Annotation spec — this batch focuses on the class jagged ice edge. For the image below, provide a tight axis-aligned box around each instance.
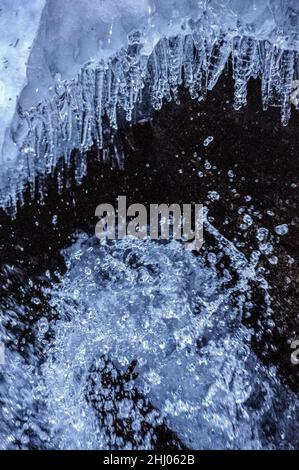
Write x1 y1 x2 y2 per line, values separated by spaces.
0 28 298 213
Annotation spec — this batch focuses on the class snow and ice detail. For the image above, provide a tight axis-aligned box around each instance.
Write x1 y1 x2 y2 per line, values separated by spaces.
0 1 299 211
1 28 298 212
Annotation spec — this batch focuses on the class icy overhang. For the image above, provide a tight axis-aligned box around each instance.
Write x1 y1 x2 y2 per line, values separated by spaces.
0 0 298 211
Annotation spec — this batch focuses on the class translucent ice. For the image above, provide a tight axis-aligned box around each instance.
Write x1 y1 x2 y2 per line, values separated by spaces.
0 0 45 166
0 1 298 211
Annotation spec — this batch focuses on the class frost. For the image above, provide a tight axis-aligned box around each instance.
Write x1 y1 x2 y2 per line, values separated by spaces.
0 0 45 168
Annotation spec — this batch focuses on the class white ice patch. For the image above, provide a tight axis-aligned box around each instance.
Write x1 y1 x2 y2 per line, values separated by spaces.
0 0 45 164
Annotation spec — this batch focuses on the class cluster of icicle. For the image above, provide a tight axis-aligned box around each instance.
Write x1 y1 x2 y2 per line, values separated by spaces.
1 28 298 212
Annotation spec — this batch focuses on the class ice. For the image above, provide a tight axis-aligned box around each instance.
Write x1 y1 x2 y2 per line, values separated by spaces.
0 1 298 212
4 1 298 443
0 0 45 166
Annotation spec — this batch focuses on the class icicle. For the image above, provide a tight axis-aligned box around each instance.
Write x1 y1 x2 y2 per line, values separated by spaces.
57 169 64 195
1 26 298 213
167 35 184 99
80 68 94 150
95 63 105 149
279 50 295 126
183 34 195 90
149 38 171 110
207 33 231 91
191 32 208 100
233 36 258 110
263 46 295 125
107 58 120 128
260 41 273 111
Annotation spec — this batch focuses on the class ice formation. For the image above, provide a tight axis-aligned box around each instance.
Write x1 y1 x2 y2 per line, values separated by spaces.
0 0 299 211
0 0 45 172
0 1 298 451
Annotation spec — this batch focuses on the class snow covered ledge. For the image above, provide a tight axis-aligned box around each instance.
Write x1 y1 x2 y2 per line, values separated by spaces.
0 0 299 211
